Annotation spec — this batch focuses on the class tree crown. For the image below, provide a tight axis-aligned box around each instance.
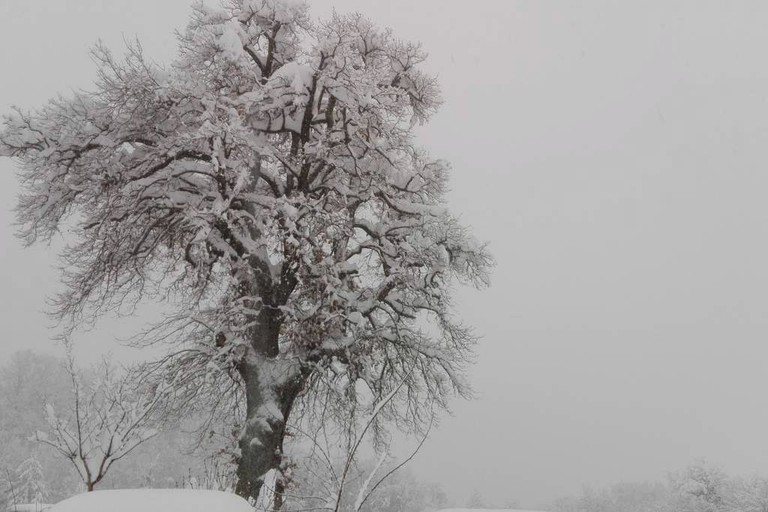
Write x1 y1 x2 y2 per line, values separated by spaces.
1 0 492 438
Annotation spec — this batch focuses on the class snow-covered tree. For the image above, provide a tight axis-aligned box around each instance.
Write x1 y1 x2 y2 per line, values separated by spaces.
33 352 160 491
0 351 204 499
12 457 48 507
0 0 492 505
671 461 730 512
726 476 768 512
0 352 81 504
466 489 486 509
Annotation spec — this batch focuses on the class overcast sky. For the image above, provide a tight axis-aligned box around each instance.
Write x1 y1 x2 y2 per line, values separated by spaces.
4 0 768 508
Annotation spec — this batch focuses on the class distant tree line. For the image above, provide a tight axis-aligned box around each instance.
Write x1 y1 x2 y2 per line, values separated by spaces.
550 460 768 512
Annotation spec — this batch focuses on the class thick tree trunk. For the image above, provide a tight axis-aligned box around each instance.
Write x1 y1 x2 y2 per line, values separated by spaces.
235 360 283 504
235 361 307 507
234 309 307 509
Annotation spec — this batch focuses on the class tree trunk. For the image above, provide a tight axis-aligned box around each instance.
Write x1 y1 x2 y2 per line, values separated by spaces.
235 309 307 509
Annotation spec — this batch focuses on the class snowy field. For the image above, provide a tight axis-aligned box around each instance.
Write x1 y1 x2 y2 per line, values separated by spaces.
35 495 550 512
437 509 546 512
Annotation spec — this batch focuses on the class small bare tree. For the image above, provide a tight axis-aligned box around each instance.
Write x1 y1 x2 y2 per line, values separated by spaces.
33 348 160 491
283 373 432 512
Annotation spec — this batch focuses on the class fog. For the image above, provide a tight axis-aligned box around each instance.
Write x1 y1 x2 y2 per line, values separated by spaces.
3 1 768 507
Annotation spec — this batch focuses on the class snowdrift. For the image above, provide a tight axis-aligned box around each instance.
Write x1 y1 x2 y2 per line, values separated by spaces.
47 490 253 512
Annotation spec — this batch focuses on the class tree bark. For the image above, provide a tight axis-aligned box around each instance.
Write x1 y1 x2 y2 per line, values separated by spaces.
235 361 283 504
234 308 307 509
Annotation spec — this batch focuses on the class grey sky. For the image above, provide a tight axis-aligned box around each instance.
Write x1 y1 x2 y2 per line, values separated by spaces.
3 0 768 507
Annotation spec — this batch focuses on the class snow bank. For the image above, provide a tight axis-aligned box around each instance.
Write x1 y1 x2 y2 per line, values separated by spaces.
48 490 253 512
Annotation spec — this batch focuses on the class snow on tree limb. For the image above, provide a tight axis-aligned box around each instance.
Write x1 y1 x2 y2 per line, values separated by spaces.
32 347 161 491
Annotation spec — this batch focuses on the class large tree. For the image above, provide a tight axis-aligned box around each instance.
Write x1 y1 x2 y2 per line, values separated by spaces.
0 0 491 505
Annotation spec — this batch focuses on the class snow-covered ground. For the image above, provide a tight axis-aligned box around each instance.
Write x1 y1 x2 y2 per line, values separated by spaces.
46 490 253 512
437 509 547 512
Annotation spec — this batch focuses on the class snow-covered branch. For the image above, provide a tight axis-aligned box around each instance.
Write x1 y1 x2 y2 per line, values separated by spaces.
33 350 160 491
